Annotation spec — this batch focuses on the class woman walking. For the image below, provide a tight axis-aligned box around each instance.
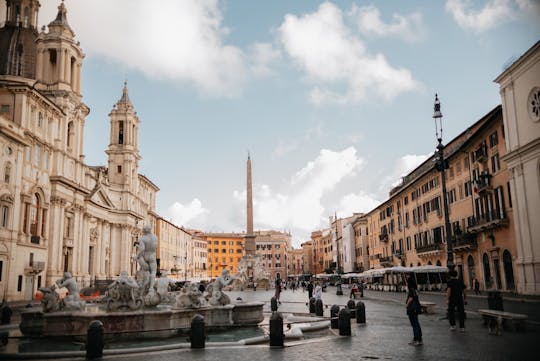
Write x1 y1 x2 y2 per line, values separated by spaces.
405 275 423 346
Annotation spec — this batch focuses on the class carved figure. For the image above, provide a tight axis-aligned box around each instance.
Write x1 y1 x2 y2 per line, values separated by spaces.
39 285 61 313
105 271 143 310
155 272 176 303
56 272 85 310
133 225 158 294
206 269 236 306
175 283 206 309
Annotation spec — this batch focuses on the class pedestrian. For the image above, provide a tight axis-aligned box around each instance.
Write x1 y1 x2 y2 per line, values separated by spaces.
314 282 322 300
473 278 480 295
275 275 282 304
405 275 423 346
359 281 364 297
0 300 12 325
447 270 467 332
350 283 358 299
253 281 257 291
307 280 314 299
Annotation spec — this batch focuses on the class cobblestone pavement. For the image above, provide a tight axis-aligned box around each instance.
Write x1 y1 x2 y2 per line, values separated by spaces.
1 287 538 360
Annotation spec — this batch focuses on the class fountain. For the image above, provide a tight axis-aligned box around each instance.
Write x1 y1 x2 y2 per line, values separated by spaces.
19 226 264 341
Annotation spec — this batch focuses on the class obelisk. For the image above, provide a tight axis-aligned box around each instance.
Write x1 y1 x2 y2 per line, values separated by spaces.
245 154 256 255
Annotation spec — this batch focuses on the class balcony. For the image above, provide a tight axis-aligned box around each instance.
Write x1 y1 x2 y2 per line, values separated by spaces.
474 144 488 163
25 261 45 275
474 172 492 194
416 242 443 255
453 233 477 252
393 250 405 259
468 210 508 233
379 256 393 267
379 233 389 242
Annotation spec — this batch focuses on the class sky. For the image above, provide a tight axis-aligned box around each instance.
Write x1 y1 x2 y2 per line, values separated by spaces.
27 0 540 247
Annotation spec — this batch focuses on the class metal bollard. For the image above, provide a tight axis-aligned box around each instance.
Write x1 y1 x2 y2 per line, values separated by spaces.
269 312 284 347
338 308 351 336
86 320 104 360
315 299 324 317
356 301 366 324
271 296 278 312
190 314 205 349
347 299 356 318
309 297 316 313
330 305 340 329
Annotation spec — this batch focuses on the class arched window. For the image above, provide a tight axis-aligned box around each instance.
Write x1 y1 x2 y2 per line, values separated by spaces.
67 121 74 148
118 121 124 144
503 250 515 290
436 260 442 266
38 112 42 127
3 163 11 183
428 260 432 265
483 253 491 289
30 193 40 241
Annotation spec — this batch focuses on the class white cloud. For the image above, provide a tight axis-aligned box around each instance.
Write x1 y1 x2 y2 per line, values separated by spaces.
338 191 381 216
235 147 365 239
381 153 432 191
40 0 248 97
349 4 426 42
272 124 323 158
445 0 518 32
278 2 419 105
248 42 282 77
166 199 209 227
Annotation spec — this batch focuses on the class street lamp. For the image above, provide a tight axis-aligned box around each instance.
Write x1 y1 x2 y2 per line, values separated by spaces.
432 94 455 271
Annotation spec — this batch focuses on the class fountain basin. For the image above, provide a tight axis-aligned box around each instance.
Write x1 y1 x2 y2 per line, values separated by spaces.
19 302 264 340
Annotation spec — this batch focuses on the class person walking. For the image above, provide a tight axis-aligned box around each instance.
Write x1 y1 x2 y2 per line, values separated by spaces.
473 278 480 295
307 280 314 299
274 275 282 304
405 275 423 346
447 270 467 332
314 282 322 300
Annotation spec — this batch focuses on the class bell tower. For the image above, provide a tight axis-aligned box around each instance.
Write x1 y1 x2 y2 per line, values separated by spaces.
106 82 141 189
34 0 84 95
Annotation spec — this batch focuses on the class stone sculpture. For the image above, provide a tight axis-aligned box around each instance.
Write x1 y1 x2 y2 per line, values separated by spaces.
55 272 85 310
155 272 176 304
105 271 143 311
133 225 158 294
206 269 236 306
38 285 61 313
175 283 206 309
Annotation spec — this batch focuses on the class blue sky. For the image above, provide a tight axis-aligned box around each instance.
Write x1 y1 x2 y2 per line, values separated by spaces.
33 1 540 247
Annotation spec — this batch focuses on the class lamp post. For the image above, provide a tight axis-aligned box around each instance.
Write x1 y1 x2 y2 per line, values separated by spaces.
432 94 455 271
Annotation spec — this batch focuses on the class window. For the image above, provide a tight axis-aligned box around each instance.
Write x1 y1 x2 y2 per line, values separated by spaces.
464 181 472 197
491 154 500 173
117 165 122 173
38 112 43 127
4 163 11 183
464 156 469 170
118 121 124 144
489 131 498 147
17 275 23 292
67 121 73 148
1 206 8 228
0 104 10 113
494 186 505 218
507 182 512 208
35 144 41 166
0 260 2 281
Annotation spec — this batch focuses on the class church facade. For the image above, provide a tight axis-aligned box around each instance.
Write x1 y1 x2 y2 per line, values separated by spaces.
0 1 158 301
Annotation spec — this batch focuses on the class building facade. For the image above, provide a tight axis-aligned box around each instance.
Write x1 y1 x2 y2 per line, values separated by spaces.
0 1 159 301
496 41 540 295
362 105 517 291
201 233 244 278
254 230 291 280
155 218 192 280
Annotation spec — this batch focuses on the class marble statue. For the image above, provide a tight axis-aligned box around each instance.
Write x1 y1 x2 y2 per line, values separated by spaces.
38 285 61 313
206 269 236 306
55 272 85 310
105 271 144 311
133 225 158 294
155 272 176 303
175 283 206 309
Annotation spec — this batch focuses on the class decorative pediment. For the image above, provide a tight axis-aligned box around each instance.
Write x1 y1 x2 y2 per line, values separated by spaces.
87 186 115 209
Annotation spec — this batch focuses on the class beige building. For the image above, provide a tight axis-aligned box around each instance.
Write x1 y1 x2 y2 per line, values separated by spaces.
289 248 304 277
254 230 291 280
0 1 159 301
363 105 517 291
300 240 313 275
155 218 192 280
496 41 540 295
191 234 208 280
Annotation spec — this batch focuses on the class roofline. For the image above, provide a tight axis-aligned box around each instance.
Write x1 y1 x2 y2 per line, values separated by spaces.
494 40 540 83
